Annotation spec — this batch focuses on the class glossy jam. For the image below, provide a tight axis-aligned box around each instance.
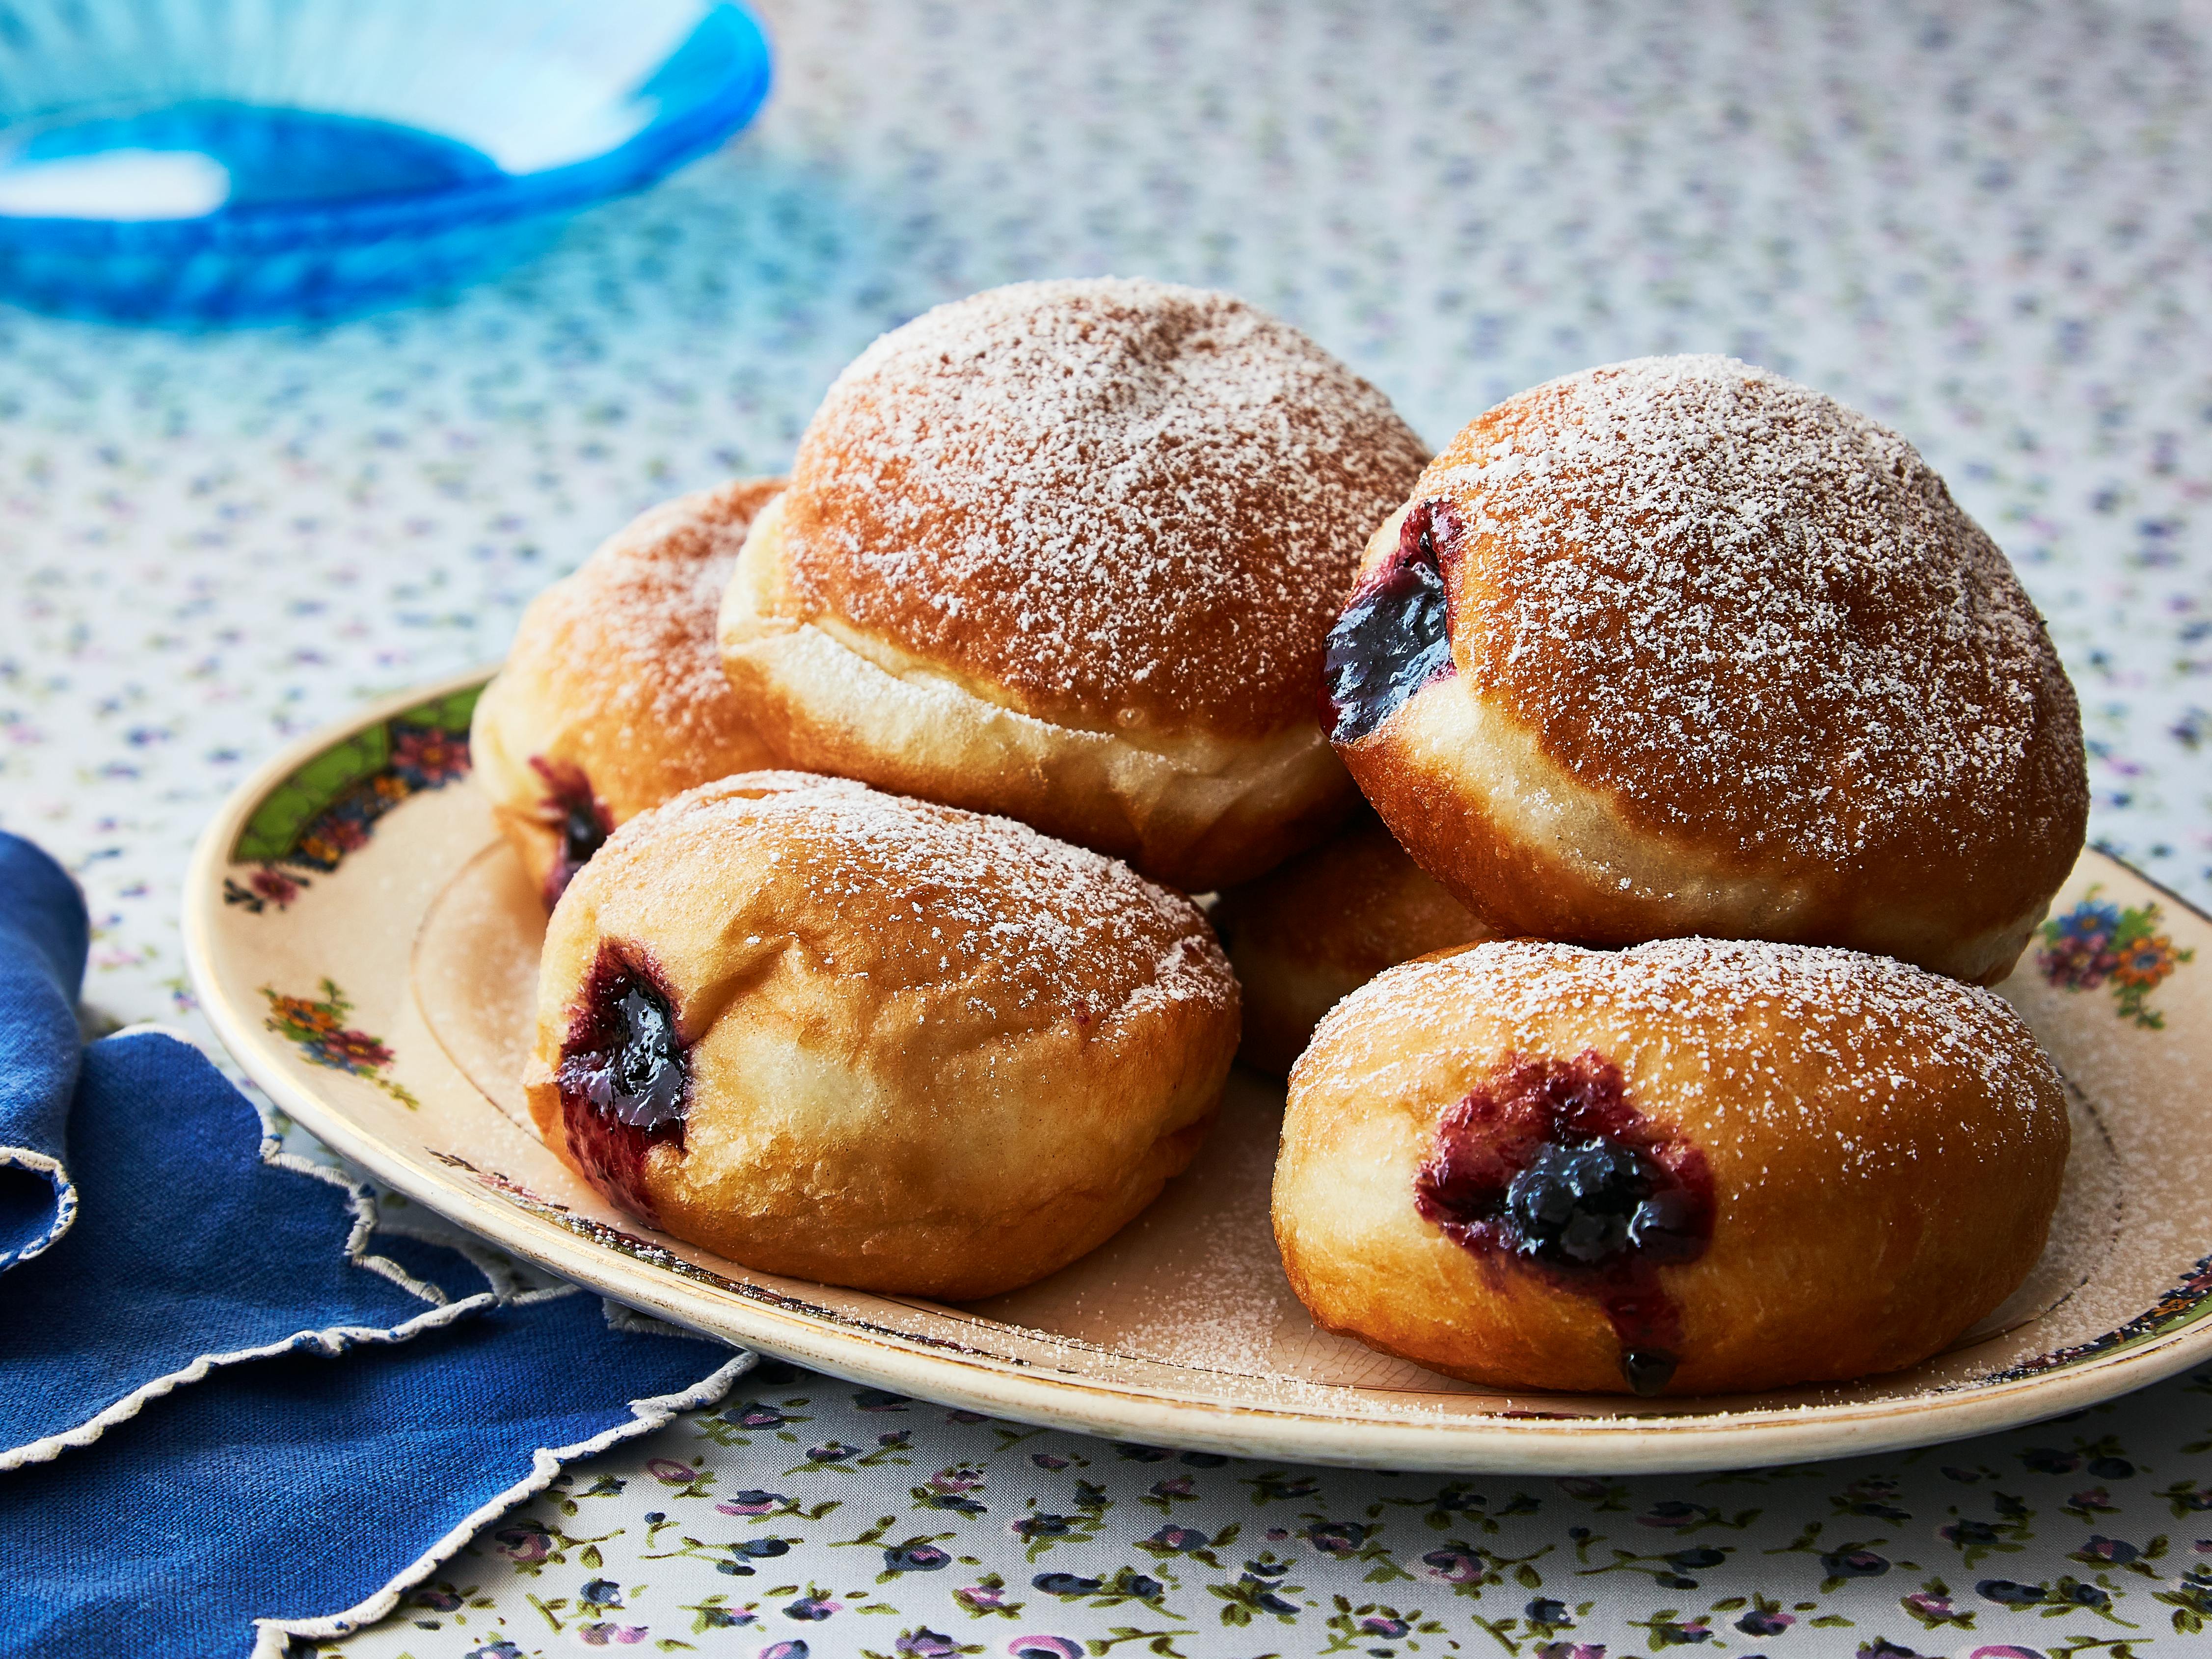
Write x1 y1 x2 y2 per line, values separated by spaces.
554 943 690 1221
1321 497 1462 745
530 755 613 908
1414 1050 1713 1395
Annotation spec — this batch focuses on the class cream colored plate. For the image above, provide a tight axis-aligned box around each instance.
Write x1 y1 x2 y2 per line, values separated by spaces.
183 670 2212 1472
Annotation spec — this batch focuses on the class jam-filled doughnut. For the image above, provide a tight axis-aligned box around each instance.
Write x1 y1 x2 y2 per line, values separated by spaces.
1211 809 1490 1075
1323 355 2087 984
720 278 1430 892
523 772 1241 1300
471 479 784 908
1275 937 2068 1396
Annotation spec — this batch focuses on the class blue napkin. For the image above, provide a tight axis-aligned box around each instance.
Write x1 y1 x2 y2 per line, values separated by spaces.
0 832 87 1268
4 1278 749 1653
3 1031 488 1460
0 832 750 1654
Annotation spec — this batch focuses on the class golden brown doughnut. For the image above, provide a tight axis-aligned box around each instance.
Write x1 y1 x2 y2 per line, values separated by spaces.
471 479 784 907
1322 355 2087 983
1274 937 2069 1396
523 771 1241 1300
1212 809 1491 1075
719 278 1430 891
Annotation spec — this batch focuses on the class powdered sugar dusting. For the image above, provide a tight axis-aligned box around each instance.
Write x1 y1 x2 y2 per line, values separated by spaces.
1432 356 2081 861
557 483 777 741
618 773 1236 1033
1311 937 2062 1173
782 278 1429 736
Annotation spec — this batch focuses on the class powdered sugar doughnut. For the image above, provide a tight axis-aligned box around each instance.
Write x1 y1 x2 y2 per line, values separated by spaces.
472 480 784 907
1322 357 2087 983
524 772 1240 1299
1275 937 2069 1396
1212 808 1490 1076
721 278 1430 891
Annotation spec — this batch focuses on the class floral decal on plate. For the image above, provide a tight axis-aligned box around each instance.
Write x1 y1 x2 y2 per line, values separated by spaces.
2037 889 2195 1030
262 978 421 1108
223 687 480 913
1988 1250 2212 1381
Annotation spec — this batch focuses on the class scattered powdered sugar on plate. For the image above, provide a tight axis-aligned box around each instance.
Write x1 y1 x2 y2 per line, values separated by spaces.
780 277 1430 735
1430 355 2081 861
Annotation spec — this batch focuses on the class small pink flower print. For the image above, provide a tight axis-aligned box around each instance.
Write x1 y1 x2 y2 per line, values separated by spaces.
727 1401 791 1429
1422 1546 1484 1583
392 725 470 785
575 1626 646 1648
2038 893 2193 1026
647 1458 698 1484
884 1543 953 1573
249 866 301 906
325 814 371 853
1007 1639 1082 1659
491 1521 551 1563
2076 1534 2140 1564
716 1488 785 1516
1144 1524 1207 1553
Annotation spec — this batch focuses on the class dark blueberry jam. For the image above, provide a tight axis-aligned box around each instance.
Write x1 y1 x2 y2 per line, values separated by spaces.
1321 497 1462 745
554 943 690 1222
1414 1050 1713 1396
530 755 613 908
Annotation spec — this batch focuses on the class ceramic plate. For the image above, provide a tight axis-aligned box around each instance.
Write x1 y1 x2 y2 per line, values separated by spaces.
182 670 2212 1473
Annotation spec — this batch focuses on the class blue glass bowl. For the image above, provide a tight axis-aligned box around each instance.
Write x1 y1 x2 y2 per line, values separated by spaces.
0 0 771 324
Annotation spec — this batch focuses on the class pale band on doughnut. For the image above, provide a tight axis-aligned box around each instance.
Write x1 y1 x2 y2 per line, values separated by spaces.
721 491 1353 891
719 277 1431 891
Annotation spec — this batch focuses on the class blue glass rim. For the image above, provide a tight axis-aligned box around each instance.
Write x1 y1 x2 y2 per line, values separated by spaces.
0 1 773 257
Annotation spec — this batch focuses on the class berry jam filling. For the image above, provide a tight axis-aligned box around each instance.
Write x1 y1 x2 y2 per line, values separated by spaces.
1321 497 1462 746
1414 1049 1713 1396
530 756 613 908
554 943 690 1223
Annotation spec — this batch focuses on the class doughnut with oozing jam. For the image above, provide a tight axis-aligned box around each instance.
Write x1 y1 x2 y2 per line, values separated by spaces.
1323 356 2087 986
1274 936 2068 1396
523 771 1241 1300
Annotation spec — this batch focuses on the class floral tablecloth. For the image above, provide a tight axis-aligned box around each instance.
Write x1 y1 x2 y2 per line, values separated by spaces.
3 2 2210 1655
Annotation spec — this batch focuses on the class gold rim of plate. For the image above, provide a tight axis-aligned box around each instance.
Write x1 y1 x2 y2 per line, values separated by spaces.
182 668 2212 1473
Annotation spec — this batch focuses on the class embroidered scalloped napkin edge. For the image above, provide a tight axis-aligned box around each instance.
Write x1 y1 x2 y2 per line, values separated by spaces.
0 830 751 1656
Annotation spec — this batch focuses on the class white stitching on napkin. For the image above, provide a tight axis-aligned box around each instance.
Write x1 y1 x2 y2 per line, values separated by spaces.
0 1029 495 1469
0 1147 75 1271
251 1337 758 1654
